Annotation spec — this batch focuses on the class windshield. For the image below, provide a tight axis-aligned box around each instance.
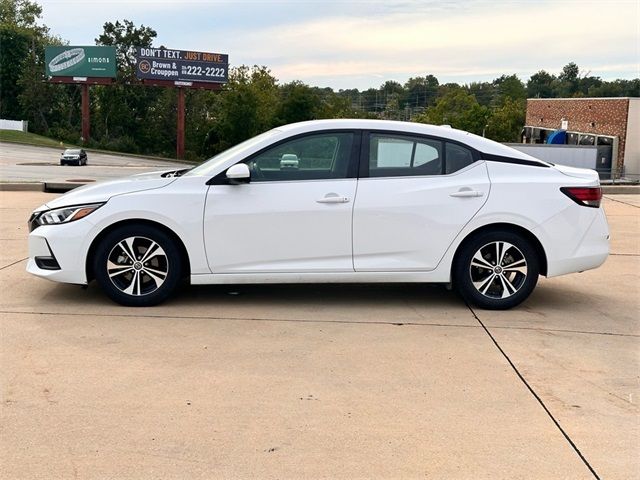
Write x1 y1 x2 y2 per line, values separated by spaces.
185 130 279 177
64 149 81 154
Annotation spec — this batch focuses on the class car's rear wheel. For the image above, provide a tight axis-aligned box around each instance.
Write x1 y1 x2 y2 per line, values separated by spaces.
454 230 539 310
93 225 182 306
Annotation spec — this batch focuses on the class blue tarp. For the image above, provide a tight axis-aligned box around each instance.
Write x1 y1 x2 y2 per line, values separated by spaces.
546 130 567 144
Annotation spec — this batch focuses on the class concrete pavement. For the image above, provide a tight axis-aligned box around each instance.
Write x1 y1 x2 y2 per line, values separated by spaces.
0 192 638 479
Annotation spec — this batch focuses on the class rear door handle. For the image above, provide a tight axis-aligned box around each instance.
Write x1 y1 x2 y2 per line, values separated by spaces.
450 189 484 198
316 193 350 204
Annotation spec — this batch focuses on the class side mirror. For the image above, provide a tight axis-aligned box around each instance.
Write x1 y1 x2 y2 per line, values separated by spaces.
225 163 250 184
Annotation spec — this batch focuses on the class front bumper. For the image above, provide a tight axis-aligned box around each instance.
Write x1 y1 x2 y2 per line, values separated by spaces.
27 220 95 285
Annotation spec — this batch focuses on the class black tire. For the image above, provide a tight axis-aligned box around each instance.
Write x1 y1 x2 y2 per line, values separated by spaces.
453 230 539 310
93 224 182 306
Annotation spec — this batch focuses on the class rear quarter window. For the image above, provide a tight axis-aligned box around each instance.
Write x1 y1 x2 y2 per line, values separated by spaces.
445 143 475 174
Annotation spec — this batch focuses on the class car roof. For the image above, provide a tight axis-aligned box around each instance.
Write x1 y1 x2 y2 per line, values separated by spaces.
273 119 543 163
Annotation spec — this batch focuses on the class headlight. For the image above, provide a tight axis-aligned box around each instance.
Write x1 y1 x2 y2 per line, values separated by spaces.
32 203 104 230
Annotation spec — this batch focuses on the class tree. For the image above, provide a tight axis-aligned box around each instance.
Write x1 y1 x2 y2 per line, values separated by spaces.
588 78 640 97
492 74 526 105
0 0 46 30
275 81 320 125
557 62 580 96
95 19 156 82
404 75 439 108
380 80 404 97
0 0 48 119
468 81 495 107
316 89 361 118
527 70 557 98
361 88 383 112
92 19 160 153
0 0 77 138
485 98 526 142
208 65 279 153
414 90 489 135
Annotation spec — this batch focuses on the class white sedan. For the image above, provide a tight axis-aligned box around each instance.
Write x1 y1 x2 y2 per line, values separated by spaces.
27 120 609 309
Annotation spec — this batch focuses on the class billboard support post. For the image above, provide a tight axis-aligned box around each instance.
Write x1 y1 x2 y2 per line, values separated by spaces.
81 83 90 142
177 88 185 160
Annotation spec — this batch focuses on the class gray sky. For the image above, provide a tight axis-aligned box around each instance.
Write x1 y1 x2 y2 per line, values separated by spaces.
38 0 640 89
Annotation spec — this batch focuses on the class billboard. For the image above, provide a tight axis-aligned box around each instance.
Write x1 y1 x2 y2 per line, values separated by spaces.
135 47 228 84
45 46 117 78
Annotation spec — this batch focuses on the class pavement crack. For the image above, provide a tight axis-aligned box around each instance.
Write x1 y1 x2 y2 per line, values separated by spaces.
0 309 634 338
0 257 27 271
0 309 479 330
604 195 640 209
466 303 601 480
490 325 639 338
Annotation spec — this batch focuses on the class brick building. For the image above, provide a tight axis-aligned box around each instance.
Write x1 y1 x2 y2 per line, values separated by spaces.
524 98 640 178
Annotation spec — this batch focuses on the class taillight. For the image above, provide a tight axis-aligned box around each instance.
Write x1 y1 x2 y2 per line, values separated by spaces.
560 187 602 208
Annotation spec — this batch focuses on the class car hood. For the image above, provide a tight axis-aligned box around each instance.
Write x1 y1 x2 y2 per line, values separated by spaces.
44 170 178 209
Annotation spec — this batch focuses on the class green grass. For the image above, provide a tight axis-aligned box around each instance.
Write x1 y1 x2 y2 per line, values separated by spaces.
0 129 74 148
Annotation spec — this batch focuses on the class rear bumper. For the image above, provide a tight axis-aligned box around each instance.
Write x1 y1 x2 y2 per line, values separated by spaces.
537 207 609 277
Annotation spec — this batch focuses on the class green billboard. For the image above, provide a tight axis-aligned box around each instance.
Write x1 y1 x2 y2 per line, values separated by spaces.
45 46 117 78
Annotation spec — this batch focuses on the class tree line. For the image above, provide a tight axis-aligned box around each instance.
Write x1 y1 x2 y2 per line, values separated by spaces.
1 0 638 160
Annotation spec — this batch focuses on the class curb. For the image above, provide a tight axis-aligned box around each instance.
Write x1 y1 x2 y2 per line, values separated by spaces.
0 183 44 192
0 182 87 193
601 185 640 194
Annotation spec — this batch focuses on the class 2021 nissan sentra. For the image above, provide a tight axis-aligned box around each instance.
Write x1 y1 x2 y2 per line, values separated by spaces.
27 120 609 309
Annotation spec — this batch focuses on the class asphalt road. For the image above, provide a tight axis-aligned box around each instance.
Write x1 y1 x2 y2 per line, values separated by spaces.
0 191 638 479
0 142 189 183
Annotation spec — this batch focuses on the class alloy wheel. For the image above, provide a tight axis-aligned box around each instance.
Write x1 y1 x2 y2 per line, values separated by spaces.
106 236 169 296
469 241 528 299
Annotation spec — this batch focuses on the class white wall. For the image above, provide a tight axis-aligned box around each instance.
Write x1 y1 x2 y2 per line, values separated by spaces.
0 119 28 132
624 99 640 178
506 144 599 169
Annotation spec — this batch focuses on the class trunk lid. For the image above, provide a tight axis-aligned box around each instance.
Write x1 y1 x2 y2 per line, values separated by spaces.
552 164 600 184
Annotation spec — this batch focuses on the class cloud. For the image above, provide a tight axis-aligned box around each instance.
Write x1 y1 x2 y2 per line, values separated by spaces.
221 1 639 87
38 0 639 89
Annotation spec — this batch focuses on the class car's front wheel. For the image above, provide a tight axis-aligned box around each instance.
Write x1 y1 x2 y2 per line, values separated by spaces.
93 225 182 306
454 230 539 310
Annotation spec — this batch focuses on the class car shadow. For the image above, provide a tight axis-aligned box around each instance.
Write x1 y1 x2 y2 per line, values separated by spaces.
42 281 465 313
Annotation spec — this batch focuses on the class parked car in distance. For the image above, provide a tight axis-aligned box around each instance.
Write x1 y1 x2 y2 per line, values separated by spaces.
279 153 300 169
28 120 609 309
60 148 87 166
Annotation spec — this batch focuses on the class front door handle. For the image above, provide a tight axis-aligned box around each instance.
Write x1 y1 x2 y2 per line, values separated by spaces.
316 193 350 204
450 189 484 198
